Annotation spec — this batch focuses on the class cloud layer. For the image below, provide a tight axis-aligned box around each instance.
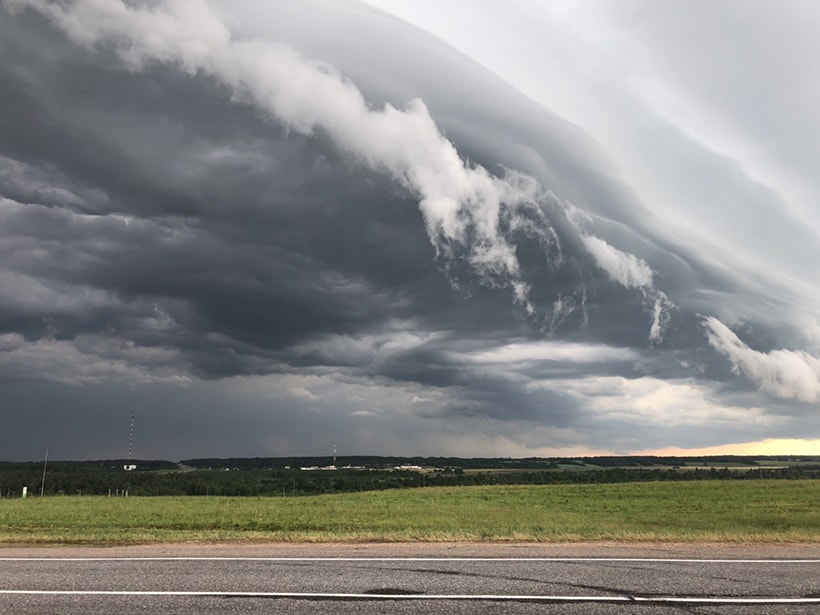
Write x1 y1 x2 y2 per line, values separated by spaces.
0 0 818 459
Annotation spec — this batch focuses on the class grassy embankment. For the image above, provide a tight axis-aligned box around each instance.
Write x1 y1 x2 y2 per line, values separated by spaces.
0 480 818 545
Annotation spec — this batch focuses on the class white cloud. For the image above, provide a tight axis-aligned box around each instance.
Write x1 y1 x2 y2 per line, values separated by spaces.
648 292 674 345
580 234 653 289
704 317 820 403
459 340 638 365
551 375 774 428
291 328 441 366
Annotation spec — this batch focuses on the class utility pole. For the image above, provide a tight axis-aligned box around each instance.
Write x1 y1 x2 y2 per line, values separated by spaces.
40 449 48 497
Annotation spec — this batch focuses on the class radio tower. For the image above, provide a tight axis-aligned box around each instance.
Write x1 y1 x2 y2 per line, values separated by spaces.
125 413 136 471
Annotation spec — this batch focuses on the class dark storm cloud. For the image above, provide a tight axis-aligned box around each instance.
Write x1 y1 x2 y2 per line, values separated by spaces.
1 0 818 459
0 7 446 380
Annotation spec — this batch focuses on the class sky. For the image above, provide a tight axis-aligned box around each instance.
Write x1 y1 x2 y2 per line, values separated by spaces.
1 0 819 461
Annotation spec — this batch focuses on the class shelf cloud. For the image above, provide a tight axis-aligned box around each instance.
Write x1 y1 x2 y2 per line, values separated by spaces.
1 0 818 459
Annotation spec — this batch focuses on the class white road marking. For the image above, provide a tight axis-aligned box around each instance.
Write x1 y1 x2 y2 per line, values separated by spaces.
1 557 819 563
0 589 819 604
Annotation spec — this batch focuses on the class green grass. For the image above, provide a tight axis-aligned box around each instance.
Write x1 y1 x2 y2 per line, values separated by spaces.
1 480 818 545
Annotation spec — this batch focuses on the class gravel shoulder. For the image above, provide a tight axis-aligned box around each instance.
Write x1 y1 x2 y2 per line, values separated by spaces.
2 541 819 559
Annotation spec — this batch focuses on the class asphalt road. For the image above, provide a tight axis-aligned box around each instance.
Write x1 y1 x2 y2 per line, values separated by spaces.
1 542 819 614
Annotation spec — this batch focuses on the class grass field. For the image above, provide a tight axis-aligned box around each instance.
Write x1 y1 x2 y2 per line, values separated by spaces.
0 480 818 545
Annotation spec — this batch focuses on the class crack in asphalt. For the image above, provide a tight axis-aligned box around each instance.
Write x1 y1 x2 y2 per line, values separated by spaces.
345 562 696 603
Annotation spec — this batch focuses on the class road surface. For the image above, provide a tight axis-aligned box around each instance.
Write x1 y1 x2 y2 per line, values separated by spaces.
1 542 818 614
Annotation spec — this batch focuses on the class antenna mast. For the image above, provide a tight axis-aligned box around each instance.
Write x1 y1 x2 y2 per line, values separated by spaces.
128 413 135 462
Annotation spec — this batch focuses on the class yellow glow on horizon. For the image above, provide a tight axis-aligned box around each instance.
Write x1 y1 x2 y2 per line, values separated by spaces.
636 438 820 457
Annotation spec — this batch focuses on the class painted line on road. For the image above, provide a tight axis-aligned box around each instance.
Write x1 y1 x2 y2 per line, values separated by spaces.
1 556 819 563
1 589 819 604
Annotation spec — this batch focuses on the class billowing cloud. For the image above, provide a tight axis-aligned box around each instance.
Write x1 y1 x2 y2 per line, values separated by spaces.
5 0 554 314
5 0 686 333
704 317 820 403
580 235 653 289
1 0 819 460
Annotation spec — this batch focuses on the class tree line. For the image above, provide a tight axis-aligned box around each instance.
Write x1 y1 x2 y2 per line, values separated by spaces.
1 464 818 498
